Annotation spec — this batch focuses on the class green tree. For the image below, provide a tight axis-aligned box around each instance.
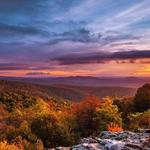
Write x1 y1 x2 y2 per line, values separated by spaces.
133 83 150 112
113 97 133 128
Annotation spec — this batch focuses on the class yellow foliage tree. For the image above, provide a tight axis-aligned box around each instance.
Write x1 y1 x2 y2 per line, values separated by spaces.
0 141 23 150
96 97 122 131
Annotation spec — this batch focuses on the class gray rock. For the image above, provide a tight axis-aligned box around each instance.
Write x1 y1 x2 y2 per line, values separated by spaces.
71 143 101 150
80 138 98 144
109 144 122 150
100 131 117 139
121 146 133 150
55 147 70 150
53 130 150 150
125 143 143 150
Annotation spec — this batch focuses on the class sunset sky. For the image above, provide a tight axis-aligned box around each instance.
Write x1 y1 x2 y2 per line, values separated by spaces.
0 0 150 77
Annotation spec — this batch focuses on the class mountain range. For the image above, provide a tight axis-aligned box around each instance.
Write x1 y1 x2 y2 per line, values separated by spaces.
0 76 150 87
0 79 137 101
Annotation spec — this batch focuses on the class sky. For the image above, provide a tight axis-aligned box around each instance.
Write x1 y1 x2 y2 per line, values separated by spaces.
0 0 150 77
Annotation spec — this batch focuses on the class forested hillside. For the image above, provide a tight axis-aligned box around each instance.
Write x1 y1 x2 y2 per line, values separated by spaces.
0 80 136 101
0 81 149 149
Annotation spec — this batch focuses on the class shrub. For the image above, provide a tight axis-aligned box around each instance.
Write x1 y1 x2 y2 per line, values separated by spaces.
108 123 123 132
31 113 76 148
12 136 44 150
129 109 150 130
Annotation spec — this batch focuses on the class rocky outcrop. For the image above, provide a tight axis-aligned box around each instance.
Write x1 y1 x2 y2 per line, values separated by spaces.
53 130 150 150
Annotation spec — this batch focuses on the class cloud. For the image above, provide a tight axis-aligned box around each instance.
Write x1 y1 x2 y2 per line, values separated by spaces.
52 50 150 65
99 33 140 47
0 23 45 36
0 0 149 47
45 28 139 46
0 63 54 71
47 28 99 45
88 0 150 33
0 63 30 70
0 0 79 43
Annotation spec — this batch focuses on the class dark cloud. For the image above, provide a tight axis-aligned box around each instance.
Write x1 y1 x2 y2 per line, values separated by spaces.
26 72 51 76
111 50 150 59
46 29 137 45
0 62 55 71
0 63 30 70
0 23 45 36
47 28 98 45
52 50 150 65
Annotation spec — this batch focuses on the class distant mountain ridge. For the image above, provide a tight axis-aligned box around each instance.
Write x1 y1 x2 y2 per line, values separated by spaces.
0 76 150 88
0 79 136 101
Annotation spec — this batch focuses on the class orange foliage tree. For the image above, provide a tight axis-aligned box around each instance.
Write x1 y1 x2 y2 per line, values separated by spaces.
72 96 122 136
72 96 101 136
